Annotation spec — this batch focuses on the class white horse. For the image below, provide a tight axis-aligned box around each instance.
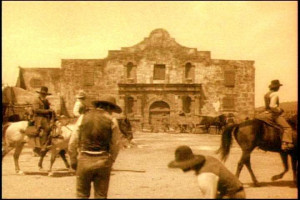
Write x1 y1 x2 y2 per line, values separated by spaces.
2 119 75 176
3 116 133 176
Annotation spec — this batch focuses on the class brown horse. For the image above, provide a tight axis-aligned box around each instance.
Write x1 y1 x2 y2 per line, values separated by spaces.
199 114 227 134
217 114 298 186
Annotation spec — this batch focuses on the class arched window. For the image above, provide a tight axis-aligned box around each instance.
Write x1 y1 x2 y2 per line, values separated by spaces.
185 62 194 80
182 96 191 113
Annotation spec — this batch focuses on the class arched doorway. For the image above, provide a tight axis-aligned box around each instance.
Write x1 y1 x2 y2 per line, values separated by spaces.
149 101 170 132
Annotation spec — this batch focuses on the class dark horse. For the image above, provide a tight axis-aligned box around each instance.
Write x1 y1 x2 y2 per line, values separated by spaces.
217 114 298 186
200 114 227 134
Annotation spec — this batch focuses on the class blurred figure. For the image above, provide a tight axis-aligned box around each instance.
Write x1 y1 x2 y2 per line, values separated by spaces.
73 90 88 117
168 145 245 199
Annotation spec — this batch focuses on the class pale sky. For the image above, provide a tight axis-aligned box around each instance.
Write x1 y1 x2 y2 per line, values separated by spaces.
2 1 298 107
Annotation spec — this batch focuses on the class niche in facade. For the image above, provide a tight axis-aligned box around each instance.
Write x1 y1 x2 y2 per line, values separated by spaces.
125 96 134 114
185 62 194 80
182 96 191 113
126 62 137 80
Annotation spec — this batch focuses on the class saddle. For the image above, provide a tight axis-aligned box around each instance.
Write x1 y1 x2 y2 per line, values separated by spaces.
255 111 282 130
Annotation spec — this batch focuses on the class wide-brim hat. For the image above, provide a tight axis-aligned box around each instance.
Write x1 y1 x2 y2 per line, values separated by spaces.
36 86 52 95
168 145 205 170
269 80 283 89
76 90 86 99
92 95 122 113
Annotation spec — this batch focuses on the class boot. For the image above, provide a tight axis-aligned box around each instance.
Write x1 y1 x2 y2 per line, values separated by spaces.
281 142 294 151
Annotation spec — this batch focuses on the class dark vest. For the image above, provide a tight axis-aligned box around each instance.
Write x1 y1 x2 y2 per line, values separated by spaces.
79 110 113 152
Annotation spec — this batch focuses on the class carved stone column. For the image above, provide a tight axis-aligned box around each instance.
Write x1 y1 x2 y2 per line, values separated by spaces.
194 95 201 116
135 95 142 118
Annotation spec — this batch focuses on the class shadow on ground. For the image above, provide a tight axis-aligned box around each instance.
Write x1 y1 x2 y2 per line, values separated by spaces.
24 169 74 177
245 180 297 188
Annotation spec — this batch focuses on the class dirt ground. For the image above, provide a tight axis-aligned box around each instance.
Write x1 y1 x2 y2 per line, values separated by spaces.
2 132 298 199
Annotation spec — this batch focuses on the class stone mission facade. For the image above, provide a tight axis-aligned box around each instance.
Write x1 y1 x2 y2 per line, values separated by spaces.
17 29 255 130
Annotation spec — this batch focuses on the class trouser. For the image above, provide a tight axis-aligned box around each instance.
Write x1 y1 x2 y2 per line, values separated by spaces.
275 116 293 143
34 118 51 149
76 152 112 199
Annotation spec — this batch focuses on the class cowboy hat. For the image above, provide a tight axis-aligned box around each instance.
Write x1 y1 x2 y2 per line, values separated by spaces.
92 95 122 113
36 86 52 95
168 145 205 170
76 90 86 99
269 80 283 89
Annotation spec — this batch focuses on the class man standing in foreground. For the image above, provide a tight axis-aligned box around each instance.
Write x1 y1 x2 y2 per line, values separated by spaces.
68 95 123 199
168 145 245 199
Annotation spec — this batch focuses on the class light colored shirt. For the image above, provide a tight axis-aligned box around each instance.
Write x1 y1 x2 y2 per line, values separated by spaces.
197 172 219 199
68 109 122 165
73 99 86 117
269 91 281 112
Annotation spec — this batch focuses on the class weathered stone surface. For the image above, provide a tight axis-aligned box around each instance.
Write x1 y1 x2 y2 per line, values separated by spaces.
17 29 255 128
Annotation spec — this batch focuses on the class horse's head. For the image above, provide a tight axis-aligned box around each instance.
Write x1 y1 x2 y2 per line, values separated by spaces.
117 117 133 141
287 114 298 130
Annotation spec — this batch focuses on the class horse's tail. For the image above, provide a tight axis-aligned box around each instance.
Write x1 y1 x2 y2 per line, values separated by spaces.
216 124 239 162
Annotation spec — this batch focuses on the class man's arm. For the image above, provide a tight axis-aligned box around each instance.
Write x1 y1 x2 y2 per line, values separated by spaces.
68 115 83 169
197 172 219 199
109 118 123 163
32 98 51 114
73 101 81 117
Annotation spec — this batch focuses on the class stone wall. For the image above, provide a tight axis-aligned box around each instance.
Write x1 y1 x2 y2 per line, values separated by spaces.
17 28 255 123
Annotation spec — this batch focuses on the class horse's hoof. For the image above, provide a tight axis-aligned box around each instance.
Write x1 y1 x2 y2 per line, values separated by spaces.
16 170 24 175
271 175 281 181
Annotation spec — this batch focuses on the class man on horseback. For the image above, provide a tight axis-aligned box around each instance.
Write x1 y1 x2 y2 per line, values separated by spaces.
264 80 294 151
32 86 55 154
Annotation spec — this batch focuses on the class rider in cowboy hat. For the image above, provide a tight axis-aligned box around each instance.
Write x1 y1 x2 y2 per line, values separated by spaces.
264 80 294 151
168 145 245 199
68 95 123 198
73 90 88 117
32 86 54 155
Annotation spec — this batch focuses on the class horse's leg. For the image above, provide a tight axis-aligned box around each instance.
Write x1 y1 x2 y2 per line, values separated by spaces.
48 149 58 176
59 150 70 169
244 153 260 187
2 145 14 160
38 149 49 170
13 142 25 175
271 152 288 181
236 150 259 186
291 153 298 185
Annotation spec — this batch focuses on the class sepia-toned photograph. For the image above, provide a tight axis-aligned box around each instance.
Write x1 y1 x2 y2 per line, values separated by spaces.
2 1 298 199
